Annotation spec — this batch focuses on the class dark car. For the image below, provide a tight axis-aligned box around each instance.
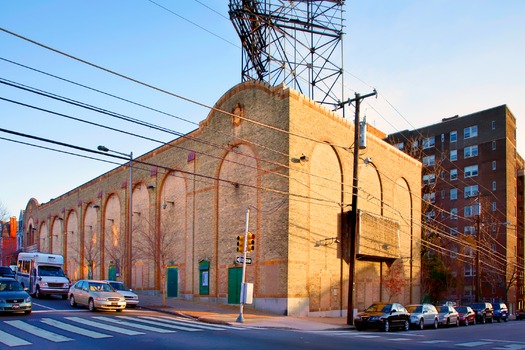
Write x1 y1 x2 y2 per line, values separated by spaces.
456 306 476 326
493 303 508 322
516 309 525 320
0 266 16 279
354 302 410 332
0 277 32 314
470 302 493 324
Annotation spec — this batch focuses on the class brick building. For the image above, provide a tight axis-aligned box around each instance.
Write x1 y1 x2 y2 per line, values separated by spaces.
22 81 421 316
386 105 524 313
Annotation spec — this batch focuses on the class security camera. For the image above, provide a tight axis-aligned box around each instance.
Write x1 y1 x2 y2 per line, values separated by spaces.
364 157 372 164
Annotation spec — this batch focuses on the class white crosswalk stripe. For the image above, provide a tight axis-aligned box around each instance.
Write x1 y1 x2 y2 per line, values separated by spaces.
147 316 237 331
65 316 145 335
4 320 73 343
117 316 201 332
41 318 112 339
92 316 176 333
0 329 32 347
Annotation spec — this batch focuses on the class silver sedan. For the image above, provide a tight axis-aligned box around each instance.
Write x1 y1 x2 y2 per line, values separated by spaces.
69 280 126 312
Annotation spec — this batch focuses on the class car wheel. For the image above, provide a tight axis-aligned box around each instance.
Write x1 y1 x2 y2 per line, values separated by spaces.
489 317 493 323
481 315 486 324
128 304 136 309
61 294 67 300
418 319 424 330
356 325 364 331
465 318 469 326
433 318 438 329
383 320 390 332
473 317 476 325
455 318 459 327
88 298 96 312
69 295 77 307
497 318 501 323
403 320 409 331
116 309 123 313
446 318 450 327
503 317 508 323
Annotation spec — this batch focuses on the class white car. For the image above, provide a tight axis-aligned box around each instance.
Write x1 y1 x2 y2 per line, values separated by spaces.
104 280 139 308
69 280 126 312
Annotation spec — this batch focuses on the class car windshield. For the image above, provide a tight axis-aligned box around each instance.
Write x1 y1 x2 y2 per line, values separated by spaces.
494 304 501 310
38 266 65 277
109 282 131 291
437 306 449 313
0 280 24 292
88 283 115 292
470 303 484 309
407 305 422 313
456 307 467 313
365 303 391 313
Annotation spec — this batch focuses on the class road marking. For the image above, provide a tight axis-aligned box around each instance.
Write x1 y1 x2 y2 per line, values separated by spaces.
117 316 201 332
4 320 73 343
0 329 32 347
92 316 175 333
41 318 112 339
66 316 144 335
457 341 493 347
420 340 449 344
151 316 236 331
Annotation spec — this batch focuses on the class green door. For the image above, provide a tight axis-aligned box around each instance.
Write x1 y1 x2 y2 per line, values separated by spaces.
228 267 242 304
167 267 178 297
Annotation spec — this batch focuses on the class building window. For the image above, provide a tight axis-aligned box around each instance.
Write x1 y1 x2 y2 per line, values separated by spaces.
423 136 435 149
441 171 445 180
464 165 478 178
492 161 496 170
451 208 458 220
423 155 435 166
450 188 458 200
492 202 497 211
423 192 436 203
450 131 457 143
394 142 404 150
464 204 480 217
492 120 496 130
426 211 436 222
450 228 459 236
450 169 458 181
423 174 436 185
492 140 497 150
441 190 445 199
411 140 419 150
464 185 478 198
464 125 478 139
450 150 457 161
464 226 476 235
492 181 496 191
464 145 478 158
465 264 474 277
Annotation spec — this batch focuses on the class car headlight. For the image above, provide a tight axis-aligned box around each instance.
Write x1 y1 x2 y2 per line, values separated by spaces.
370 316 380 321
25 296 31 303
95 297 109 301
355 316 362 320
0 298 5 303
39 281 49 287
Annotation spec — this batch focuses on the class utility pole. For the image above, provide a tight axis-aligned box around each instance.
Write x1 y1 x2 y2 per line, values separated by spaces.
475 194 482 302
338 90 376 325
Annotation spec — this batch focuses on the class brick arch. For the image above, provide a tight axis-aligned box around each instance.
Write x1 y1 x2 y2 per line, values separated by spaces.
308 142 343 314
65 209 79 281
103 193 122 283
359 163 384 215
217 143 258 299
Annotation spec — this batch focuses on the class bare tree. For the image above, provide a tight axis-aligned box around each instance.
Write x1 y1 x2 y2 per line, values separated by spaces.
0 201 10 222
134 213 178 306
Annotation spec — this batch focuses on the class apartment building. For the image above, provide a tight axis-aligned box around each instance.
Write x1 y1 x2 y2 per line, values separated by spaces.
386 105 524 313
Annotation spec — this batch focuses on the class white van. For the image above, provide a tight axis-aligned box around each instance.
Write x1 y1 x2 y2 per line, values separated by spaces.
16 252 70 299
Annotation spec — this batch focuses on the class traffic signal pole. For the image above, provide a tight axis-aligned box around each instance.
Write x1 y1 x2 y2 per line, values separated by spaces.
236 207 250 323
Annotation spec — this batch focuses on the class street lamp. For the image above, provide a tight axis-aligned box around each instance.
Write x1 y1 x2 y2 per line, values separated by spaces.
98 145 133 286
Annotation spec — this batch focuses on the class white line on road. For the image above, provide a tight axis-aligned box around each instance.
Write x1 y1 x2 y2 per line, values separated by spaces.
66 316 144 335
41 318 112 339
0 329 32 347
4 320 73 343
92 316 175 333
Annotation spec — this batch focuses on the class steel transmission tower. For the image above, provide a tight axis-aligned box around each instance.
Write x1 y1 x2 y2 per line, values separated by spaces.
229 0 345 109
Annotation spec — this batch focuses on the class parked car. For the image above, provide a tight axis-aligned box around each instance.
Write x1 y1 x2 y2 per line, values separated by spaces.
69 280 126 312
493 303 508 322
456 306 476 326
470 302 494 324
436 305 460 327
0 277 32 314
354 302 410 332
103 280 139 308
406 303 439 330
516 309 525 320
0 266 16 279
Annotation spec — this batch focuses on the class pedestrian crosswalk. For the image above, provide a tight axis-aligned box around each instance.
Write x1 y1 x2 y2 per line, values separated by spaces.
0 314 247 347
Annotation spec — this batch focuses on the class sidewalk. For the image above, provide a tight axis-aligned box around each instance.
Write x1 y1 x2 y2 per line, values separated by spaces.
136 292 353 331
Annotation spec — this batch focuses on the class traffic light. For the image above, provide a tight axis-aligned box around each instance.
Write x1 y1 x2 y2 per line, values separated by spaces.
247 232 255 252
236 235 245 253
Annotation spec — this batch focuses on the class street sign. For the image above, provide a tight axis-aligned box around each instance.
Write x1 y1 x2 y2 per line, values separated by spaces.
235 256 252 264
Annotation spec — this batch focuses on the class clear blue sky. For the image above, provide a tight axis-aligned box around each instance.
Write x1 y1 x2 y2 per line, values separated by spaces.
1 0 524 217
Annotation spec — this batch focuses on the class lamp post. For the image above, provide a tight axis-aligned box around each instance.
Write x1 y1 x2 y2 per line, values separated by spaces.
98 145 133 286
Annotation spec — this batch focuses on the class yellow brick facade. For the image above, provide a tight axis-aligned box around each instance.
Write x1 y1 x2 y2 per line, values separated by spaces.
23 81 421 316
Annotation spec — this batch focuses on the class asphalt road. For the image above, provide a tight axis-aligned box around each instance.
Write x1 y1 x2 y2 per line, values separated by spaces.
0 297 523 350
